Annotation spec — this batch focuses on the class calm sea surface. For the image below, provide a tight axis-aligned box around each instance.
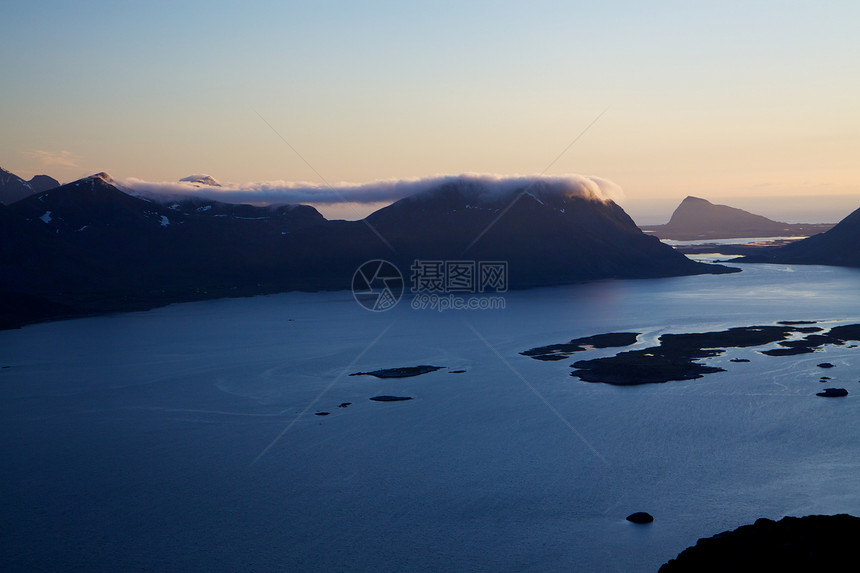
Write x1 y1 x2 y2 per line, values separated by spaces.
3 260 860 571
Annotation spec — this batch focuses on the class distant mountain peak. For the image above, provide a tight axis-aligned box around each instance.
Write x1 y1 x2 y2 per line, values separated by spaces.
179 174 221 187
28 174 59 193
641 196 833 240
666 196 783 230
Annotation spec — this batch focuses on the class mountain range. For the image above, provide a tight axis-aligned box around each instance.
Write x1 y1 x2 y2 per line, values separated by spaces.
641 196 833 240
0 168 736 328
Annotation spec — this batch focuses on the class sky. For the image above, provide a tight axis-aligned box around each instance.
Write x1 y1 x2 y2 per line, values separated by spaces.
2 0 859 223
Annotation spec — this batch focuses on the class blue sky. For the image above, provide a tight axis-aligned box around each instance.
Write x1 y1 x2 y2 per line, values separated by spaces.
2 0 859 221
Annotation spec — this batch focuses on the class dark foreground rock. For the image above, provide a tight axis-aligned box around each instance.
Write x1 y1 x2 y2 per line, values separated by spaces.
369 395 413 402
350 365 443 378
816 388 848 398
626 512 653 524
660 514 860 572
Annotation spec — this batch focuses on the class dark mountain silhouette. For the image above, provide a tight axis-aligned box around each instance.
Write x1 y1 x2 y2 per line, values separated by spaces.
0 166 59 205
28 175 59 193
0 173 327 327
737 204 860 267
358 180 732 285
641 196 832 240
1 173 737 328
262 179 742 293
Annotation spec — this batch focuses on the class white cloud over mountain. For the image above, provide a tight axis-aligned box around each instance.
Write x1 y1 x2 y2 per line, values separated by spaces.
119 173 624 207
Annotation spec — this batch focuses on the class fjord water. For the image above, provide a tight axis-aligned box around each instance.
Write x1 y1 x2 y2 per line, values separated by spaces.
3 261 860 572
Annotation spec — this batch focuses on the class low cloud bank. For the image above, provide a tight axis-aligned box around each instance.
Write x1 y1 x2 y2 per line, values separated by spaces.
119 173 624 207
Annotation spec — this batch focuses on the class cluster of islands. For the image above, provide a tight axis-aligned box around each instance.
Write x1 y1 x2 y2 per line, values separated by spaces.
521 321 860 396
332 319 858 418
306 365 457 415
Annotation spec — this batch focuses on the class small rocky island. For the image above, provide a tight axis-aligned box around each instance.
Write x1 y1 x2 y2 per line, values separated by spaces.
626 512 653 524
349 365 444 378
369 395 413 402
816 388 848 398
